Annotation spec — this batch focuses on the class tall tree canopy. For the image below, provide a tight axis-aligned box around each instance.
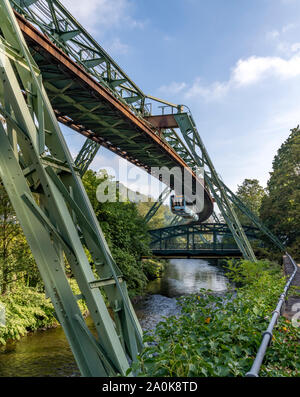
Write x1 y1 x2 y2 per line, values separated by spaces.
260 126 300 258
235 179 266 225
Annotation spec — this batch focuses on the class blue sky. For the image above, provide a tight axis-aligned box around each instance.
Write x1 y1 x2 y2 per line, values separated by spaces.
61 0 300 197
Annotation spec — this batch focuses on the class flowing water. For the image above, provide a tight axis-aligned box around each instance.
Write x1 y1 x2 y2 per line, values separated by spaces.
0 259 229 377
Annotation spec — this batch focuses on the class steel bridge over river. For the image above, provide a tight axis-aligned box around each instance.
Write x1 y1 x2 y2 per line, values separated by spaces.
0 0 294 377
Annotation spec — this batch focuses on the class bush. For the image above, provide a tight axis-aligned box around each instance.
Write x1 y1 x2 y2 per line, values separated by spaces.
0 287 56 345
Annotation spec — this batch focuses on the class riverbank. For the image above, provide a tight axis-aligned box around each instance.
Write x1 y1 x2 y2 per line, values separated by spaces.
0 258 165 347
0 259 230 376
133 259 300 377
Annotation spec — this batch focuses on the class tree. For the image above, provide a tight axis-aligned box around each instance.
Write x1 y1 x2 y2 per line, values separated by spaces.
260 126 300 258
235 179 266 225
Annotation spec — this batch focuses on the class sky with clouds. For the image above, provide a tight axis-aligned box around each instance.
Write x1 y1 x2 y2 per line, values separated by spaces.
60 0 300 197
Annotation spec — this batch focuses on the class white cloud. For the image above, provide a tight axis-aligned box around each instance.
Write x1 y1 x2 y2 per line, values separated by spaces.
266 22 299 56
180 53 300 101
232 55 300 84
61 0 127 27
184 79 228 101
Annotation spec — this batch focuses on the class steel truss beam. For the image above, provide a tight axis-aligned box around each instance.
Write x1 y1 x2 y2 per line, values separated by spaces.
144 186 171 224
212 211 221 223
149 223 261 254
149 223 259 247
75 138 100 177
10 0 146 114
0 0 142 377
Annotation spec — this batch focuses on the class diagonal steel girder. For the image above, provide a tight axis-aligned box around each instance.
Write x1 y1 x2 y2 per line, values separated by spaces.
75 138 101 177
0 0 143 377
144 186 171 224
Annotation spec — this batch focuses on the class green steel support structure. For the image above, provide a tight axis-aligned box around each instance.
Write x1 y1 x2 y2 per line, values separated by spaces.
163 114 284 254
0 0 142 377
8 0 284 261
149 223 260 257
150 223 259 247
10 0 147 114
212 212 221 224
170 215 182 226
220 181 285 251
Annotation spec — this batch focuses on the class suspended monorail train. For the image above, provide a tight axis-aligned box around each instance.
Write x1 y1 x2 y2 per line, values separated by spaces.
170 195 199 222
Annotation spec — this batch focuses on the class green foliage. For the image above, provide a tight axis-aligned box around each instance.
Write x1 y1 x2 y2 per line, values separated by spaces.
142 259 165 281
111 247 148 295
0 286 56 346
260 127 300 259
0 279 87 346
235 179 266 226
132 260 300 377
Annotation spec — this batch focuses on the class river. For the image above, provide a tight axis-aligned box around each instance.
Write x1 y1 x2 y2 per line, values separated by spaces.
0 259 229 377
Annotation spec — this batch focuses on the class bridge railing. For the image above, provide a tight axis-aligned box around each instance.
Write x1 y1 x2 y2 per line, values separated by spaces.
151 242 241 251
246 253 298 377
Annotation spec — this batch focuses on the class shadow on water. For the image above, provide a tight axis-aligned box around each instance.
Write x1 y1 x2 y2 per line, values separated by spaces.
0 258 229 377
